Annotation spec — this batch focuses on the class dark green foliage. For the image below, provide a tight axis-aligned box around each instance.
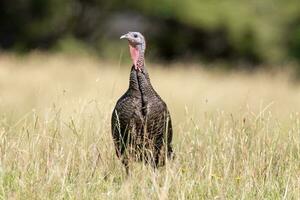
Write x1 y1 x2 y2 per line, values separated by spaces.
288 19 300 62
0 0 300 67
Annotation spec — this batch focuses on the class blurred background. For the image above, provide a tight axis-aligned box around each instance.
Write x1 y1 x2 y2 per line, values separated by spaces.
2 1 300 198
1 0 300 70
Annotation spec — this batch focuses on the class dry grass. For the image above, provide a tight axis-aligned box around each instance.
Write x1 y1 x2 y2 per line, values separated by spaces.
0 53 299 199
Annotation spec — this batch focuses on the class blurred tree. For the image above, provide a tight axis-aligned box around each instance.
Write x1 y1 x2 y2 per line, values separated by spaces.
0 0 300 68
287 17 300 62
0 0 73 51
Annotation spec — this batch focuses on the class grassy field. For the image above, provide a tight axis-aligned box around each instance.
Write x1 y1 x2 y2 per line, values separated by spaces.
0 53 299 199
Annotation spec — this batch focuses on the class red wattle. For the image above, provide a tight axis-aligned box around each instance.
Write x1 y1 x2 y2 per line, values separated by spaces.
129 45 139 69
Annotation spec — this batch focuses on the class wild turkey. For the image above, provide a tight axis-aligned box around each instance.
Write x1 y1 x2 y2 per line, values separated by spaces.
111 32 173 172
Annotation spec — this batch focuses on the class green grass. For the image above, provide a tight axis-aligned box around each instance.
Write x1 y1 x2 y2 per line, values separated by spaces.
0 53 299 199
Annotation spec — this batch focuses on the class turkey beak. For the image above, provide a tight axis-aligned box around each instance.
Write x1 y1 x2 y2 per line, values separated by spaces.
120 34 129 40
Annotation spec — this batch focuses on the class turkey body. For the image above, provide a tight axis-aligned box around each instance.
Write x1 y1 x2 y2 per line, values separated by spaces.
111 66 173 171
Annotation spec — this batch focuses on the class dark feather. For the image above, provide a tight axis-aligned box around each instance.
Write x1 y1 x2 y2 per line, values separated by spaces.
111 65 173 171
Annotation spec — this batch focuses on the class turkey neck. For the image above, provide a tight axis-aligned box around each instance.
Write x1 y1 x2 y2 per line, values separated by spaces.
128 66 140 95
135 44 156 95
129 43 145 70
128 43 157 100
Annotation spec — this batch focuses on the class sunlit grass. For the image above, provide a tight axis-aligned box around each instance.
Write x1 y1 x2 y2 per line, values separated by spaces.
0 53 299 199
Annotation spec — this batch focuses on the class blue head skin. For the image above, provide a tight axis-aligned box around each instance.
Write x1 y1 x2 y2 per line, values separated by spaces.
120 32 146 70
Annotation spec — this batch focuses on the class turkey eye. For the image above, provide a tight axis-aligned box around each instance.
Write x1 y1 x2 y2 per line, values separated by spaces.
133 34 138 38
